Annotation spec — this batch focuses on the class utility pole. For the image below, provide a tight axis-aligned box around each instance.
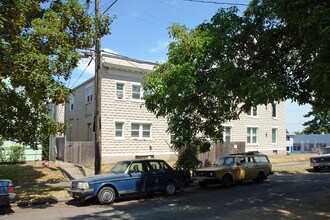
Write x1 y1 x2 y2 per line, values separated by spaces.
94 0 102 175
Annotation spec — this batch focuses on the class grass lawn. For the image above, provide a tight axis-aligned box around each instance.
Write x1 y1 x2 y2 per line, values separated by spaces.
0 161 70 203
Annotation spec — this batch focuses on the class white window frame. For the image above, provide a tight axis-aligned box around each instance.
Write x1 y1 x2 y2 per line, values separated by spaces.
272 127 278 144
115 121 125 139
116 82 125 100
272 103 278 118
85 84 93 103
223 126 232 143
132 83 143 101
247 106 258 117
69 95 74 111
247 127 259 144
130 122 152 140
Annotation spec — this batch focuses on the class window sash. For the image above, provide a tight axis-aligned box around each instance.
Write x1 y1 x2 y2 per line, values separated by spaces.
272 104 277 118
247 127 258 144
272 128 277 143
86 86 93 103
131 123 151 138
224 127 231 142
115 122 124 137
247 107 257 116
132 85 141 99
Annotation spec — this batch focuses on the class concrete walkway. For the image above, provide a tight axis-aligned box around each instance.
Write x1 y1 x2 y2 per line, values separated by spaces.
54 160 94 180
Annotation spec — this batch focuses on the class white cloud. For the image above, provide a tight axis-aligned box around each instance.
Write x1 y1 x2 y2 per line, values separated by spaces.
149 39 170 53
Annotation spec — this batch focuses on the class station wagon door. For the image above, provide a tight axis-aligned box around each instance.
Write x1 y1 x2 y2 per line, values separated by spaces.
125 162 147 194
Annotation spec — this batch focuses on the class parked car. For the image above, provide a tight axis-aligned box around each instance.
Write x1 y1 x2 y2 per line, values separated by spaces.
310 146 330 172
68 159 191 204
192 151 272 188
0 179 16 206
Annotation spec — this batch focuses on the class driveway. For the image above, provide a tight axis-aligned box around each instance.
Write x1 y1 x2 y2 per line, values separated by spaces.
1 172 330 220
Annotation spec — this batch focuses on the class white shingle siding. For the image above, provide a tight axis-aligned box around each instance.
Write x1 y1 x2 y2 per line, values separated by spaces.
65 54 287 162
100 68 172 156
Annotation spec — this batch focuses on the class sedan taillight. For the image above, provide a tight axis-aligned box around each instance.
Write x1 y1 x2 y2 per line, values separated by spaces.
8 185 13 193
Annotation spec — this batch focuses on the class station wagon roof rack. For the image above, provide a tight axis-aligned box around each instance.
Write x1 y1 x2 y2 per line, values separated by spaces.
229 151 263 156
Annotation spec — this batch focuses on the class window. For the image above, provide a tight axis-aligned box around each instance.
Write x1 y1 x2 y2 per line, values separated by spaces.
86 85 93 103
131 123 152 139
116 83 124 99
115 122 124 138
272 103 277 118
87 123 92 141
132 84 141 100
170 134 176 144
223 127 231 142
69 96 74 111
247 127 258 144
272 128 278 144
247 106 258 116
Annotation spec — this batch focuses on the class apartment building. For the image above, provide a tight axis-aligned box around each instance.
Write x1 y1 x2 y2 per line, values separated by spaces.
65 54 287 164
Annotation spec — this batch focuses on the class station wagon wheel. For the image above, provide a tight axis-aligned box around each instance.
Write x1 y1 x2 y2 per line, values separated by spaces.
255 172 264 184
164 181 177 196
221 174 233 188
97 186 116 205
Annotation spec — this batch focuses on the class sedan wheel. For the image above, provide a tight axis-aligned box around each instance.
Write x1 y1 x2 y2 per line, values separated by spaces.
97 187 116 205
164 181 177 196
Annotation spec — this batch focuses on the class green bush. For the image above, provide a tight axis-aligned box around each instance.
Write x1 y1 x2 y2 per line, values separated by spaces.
7 145 26 163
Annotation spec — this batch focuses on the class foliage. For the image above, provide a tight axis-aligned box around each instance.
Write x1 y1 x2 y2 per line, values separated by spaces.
5 145 26 163
303 110 330 134
0 0 113 148
0 147 6 162
143 0 330 169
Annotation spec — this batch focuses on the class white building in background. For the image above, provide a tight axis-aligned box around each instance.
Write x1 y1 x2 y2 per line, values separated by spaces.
65 53 287 164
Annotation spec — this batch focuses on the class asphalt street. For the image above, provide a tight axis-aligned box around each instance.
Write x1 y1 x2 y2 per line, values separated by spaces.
1 171 329 220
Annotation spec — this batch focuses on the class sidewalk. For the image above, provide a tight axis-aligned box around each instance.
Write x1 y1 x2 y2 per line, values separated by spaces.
54 160 94 181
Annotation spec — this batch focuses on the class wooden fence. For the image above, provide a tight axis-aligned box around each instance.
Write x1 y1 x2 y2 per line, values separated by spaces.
198 142 245 167
64 141 95 166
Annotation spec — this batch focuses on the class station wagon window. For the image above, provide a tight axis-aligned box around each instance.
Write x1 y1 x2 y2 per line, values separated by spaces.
129 162 144 173
247 127 258 144
254 156 269 163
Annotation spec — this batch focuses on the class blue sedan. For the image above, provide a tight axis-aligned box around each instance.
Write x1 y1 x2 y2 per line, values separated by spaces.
68 159 190 204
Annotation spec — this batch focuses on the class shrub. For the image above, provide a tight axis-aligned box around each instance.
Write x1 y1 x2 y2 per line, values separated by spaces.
7 145 26 163
0 147 6 163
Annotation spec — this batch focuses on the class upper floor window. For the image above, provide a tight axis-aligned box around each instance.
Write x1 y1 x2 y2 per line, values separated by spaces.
86 84 93 103
247 127 258 144
272 103 277 118
116 83 124 99
132 84 142 100
223 127 231 142
272 128 278 144
131 123 151 139
247 106 258 117
69 96 74 111
115 122 124 138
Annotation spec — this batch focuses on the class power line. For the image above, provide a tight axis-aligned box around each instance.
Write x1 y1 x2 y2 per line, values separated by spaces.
70 57 94 89
103 0 118 14
184 0 249 6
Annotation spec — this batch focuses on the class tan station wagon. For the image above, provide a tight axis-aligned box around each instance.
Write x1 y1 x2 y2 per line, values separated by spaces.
192 152 273 188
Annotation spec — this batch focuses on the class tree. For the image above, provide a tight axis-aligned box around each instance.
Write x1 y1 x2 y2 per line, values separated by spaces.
303 110 330 134
0 0 112 148
143 0 330 169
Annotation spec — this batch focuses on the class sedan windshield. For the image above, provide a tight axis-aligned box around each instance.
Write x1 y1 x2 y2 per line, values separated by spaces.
322 148 330 154
109 161 131 174
214 157 236 166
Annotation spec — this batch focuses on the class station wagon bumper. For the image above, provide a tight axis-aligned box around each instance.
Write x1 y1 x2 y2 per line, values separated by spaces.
68 189 94 200
192 176 220 183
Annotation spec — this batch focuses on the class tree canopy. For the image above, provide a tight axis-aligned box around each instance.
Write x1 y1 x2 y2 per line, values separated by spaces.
0 0 112 148
143 0 330 169
303 110 330 134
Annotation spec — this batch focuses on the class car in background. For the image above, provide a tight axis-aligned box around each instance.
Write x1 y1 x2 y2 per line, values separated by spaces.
310 146 330 172
68 159 191 204
0 179 16 206
192 151 272 188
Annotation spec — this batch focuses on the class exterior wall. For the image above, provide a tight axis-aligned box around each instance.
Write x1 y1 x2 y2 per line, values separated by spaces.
224 103 287 155
100 63 175 164
65 78 95 142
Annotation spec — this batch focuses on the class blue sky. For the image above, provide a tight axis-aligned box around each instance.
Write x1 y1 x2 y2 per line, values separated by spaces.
69 0 311 133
